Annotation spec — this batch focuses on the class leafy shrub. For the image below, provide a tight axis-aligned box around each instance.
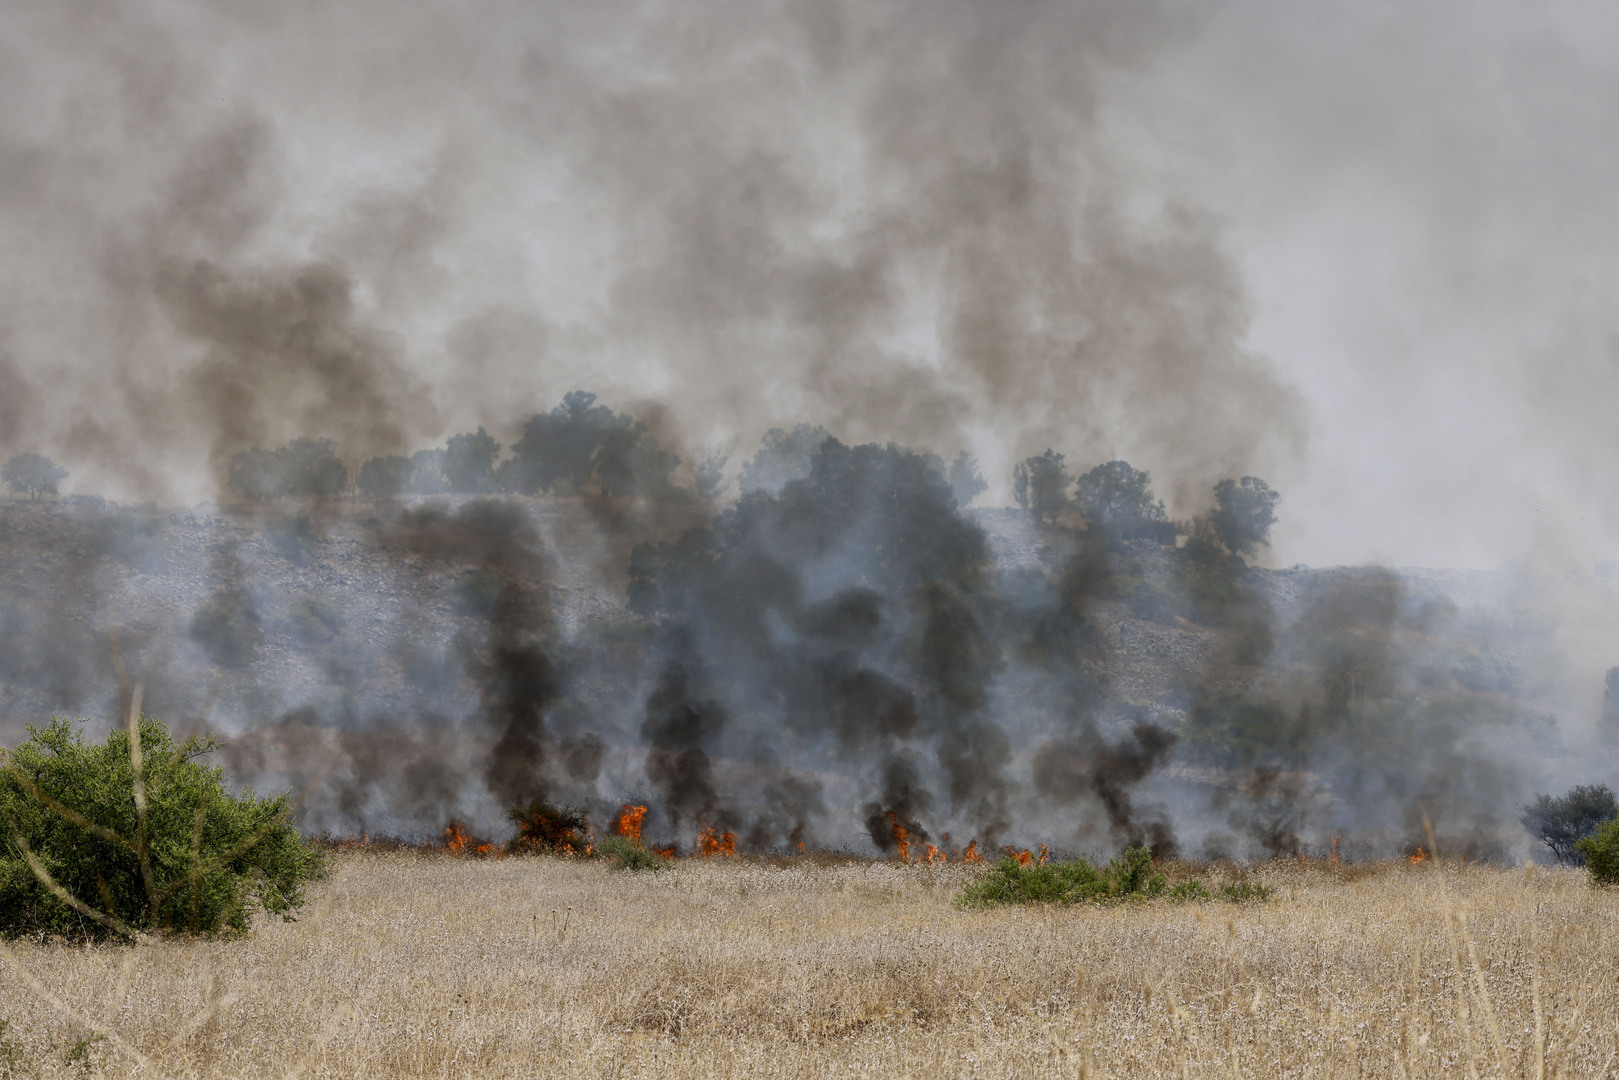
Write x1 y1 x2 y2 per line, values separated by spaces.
957 847 1273 909
958 847 1164 908
1209 476 1279 558
598 834 671 873
1220 880 1273 902
1170 879 1212 902
0 717 325 939
1574 819 1619 885
1107 846 1164 895
1521 784 1618 864
506 798 589 854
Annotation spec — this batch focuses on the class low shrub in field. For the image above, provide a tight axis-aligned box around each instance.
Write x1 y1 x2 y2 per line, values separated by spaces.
956 847 1162 907
956 847 1269 908
1170 879 1212 902
0 717 325 939
1574 819 1619 886
1219 880 1273 902
598 834 671 873
506 798 589 855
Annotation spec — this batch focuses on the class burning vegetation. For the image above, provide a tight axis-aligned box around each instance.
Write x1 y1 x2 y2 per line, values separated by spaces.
610 804 648 842
507 799 590 856
1 389 1605 867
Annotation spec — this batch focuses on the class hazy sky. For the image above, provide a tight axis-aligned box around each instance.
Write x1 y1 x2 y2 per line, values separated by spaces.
1 0 1615 571
1119 2 1619 570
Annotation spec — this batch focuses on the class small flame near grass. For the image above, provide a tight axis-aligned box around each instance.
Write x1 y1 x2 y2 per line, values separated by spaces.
610 805 647 841
442 820 496 856
697 825 737 857
881 812 914 861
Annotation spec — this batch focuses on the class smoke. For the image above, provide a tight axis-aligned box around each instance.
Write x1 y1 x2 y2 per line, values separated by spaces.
640 644 734 836
0 2 1612 858
0 0 1302 507
1184 566 1571 860
0 420 1594 858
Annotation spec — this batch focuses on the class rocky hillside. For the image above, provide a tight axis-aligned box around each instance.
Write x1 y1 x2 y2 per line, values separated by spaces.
0 496 1570 737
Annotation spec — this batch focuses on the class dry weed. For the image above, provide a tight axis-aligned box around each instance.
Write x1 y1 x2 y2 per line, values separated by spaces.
0 854 1613 1077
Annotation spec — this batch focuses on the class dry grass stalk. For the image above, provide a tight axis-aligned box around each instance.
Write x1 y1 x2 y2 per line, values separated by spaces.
0 853 1612 1077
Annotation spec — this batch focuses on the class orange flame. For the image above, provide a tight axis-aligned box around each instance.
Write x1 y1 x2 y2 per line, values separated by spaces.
924 843 944 864
1038 845 1050 866
698 824 737 857
1011 848 1034 866
1410 846 1428 864
611 804 648 841
442 820 499 857
654 845 676 860
1329 837 1341 867
961 840 981 863
884 812 913 861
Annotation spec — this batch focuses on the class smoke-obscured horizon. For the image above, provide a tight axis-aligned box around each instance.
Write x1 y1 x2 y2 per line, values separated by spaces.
2 1 1617 859
0 413 1608 863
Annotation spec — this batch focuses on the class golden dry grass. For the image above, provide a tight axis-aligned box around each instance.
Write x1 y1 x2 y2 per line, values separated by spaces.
0 853 1616 1078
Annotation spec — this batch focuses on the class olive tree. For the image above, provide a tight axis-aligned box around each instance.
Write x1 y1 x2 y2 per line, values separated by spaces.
2 452 67 500
1013 449 1071 525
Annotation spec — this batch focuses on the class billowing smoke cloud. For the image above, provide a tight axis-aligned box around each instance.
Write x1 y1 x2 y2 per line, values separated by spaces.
0 2 1611 859
0 0 1301 507
0 415 1596 857
1184 565 1572 860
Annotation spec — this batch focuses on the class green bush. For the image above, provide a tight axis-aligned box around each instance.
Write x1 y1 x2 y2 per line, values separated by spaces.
957 847 1272 909
1220 880 1273 902
1574 819 1619 886
957 847 1164 908
1170 879 1213 902
598 834 670 873
507 798 589 854
0 717 325 939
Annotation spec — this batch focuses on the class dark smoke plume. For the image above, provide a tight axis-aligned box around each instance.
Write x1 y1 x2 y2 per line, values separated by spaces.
0 0 1302 507
0 2 1603 863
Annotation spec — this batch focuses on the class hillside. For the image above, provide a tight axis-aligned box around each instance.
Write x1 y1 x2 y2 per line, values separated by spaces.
0 495 1589 853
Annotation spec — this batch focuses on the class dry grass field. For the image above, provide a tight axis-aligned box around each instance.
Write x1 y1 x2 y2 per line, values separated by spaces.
0 852 1615 1078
